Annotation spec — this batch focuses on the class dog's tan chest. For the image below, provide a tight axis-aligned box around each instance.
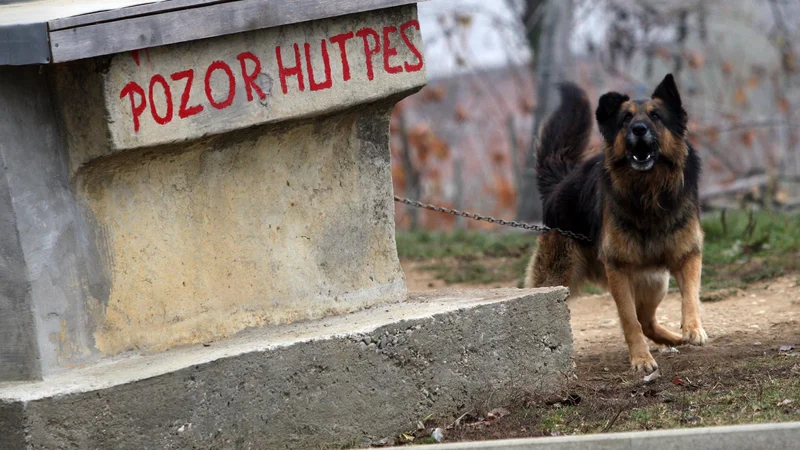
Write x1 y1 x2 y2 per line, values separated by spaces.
600 217 702 270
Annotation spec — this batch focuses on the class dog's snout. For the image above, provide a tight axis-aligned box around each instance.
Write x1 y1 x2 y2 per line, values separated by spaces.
631 122 648 137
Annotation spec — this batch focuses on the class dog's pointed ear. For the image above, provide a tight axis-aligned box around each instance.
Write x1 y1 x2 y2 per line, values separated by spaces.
596 92 629 141
652 73 688 125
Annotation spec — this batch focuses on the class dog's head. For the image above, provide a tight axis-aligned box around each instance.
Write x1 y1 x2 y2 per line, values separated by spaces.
595 74 688 172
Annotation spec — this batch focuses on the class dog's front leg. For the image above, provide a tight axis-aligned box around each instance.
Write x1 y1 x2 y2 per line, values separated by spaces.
606 267 657 373
672 251 708 345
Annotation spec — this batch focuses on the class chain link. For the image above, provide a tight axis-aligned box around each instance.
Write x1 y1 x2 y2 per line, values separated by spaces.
394 196 592 242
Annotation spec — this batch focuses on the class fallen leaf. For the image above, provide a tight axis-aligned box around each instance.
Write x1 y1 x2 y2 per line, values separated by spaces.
740 130 756 147
779 345 796 352
722 61 733 74
672 377 685 386
778 399 793 406
778 97 791 113
734 87 747 104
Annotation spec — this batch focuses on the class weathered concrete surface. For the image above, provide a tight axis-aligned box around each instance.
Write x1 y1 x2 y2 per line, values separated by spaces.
77 106 408 355
53 5 426 165
380 422 800 450
0 5 426 369
0 66 107 380
0 287 573 450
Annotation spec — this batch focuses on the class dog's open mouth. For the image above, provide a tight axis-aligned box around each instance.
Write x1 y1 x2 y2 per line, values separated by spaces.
629 142 656 171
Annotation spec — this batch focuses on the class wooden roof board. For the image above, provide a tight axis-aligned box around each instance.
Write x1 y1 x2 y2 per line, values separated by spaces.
0 0 424 66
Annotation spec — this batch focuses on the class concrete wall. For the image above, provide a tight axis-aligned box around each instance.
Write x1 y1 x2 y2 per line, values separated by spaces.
76 107 409 355
56 5 427 169
0 66 107 380
0 5 425 378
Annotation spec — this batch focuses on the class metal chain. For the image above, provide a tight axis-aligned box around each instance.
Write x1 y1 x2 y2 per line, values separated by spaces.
394 196 592 242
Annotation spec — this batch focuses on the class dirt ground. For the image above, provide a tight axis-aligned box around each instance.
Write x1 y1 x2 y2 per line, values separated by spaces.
403 264 800 373
396 263 800 443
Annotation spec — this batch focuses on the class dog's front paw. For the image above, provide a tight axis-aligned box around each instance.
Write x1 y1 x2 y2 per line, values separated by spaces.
630 353 658 374
683 325 708 346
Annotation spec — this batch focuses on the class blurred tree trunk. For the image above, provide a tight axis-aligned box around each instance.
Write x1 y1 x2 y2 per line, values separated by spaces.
453 156 466 231
508 115 521 193
515 0 574 222
397 110 421 230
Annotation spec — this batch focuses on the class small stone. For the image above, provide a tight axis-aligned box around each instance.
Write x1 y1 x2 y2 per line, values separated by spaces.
680 415 702 425
359 342 367 350
374 437 392 447
431 428 444 443
643 368 661 382
363 336 372 345
379 336 388 349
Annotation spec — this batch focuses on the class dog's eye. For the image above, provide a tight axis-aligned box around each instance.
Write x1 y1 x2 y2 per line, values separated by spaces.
650 112 660 121
622 113 633 122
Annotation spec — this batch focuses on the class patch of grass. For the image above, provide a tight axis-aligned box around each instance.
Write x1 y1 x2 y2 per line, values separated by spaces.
396 231 534 260
583 283 606 295
398 210 800 290
423 257 529 286
701 209 800 291
415 355 800 446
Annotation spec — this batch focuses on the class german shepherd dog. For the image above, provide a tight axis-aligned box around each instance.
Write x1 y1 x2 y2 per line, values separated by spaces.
524 74 707 373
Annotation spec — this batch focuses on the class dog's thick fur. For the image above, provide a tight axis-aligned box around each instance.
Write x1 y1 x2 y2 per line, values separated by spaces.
524 74 707 373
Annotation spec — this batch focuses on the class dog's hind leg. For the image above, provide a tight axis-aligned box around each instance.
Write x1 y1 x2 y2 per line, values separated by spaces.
525 234 574 289
633 271 683 347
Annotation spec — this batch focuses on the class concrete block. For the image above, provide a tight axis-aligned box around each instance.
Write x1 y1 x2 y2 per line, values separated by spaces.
0 287 572 450
0 5 424 377
0 66 107 380
382 422 800 450
75 105 409 357
52 5 426 164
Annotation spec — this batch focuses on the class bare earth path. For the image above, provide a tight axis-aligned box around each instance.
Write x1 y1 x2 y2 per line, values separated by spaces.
390 264 800 442
402 263 800 376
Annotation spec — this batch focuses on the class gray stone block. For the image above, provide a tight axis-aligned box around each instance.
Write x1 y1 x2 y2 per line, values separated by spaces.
382 422 800 450
0 287 572 449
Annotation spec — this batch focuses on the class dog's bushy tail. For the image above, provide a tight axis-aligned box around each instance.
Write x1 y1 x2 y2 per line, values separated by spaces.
536 83 593 201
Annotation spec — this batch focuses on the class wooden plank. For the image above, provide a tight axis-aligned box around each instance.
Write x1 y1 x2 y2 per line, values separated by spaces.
0 0 162 26
48 0 228 31
49 0 421 63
